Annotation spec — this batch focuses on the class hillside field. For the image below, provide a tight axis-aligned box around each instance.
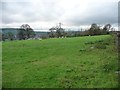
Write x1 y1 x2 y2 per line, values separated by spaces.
2 35 118 88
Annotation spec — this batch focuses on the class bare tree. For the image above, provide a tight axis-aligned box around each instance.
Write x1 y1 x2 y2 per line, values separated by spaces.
49 22 65 38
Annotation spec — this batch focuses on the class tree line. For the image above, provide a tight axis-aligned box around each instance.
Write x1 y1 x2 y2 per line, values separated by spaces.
1 24 35 41
48 23 114 38
0 23 116 41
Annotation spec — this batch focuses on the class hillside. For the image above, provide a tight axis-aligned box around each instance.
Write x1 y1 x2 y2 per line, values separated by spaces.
2 35 118 88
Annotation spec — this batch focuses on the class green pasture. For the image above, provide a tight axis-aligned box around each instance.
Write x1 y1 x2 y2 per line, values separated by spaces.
2 35 118 88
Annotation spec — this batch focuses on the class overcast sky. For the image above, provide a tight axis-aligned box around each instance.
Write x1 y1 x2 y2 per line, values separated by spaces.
0 0 119 30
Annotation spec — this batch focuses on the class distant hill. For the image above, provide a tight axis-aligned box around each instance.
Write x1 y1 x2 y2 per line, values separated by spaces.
0 28 19 35
0 28 49 36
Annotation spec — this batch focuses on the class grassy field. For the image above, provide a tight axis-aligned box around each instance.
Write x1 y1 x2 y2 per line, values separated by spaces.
2 35 118 88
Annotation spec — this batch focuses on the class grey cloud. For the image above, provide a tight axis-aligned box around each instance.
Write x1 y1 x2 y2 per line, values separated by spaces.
66 2 118 26
2 0 65 24
1 0 119 27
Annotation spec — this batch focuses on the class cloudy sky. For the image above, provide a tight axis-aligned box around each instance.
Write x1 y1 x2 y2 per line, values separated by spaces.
0 0 119 30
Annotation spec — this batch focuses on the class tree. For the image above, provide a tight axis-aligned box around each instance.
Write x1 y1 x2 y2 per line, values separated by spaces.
7 32 15 41
103 24 111 31
49 27 56 38
56 28 65 38
17 28 26 40
26 28 35 38
88 23 101 35
2 33 5 41
56 23 65 38
49 22 65 38
103 24 111 34
18 24 35 40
